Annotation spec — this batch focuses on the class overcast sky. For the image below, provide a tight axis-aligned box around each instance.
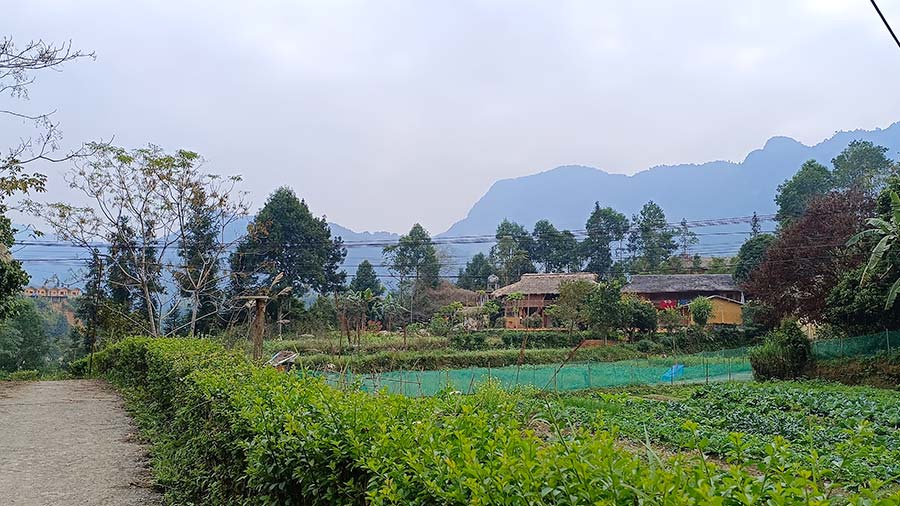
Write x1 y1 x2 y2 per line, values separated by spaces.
6 0 900 234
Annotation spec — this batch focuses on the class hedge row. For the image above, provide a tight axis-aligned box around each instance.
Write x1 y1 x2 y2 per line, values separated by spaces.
78 337 897 505
293 344 642 373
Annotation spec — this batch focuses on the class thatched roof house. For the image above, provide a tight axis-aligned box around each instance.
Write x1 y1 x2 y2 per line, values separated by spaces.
492 273 597 297
492 273 598 329
622 274 743 308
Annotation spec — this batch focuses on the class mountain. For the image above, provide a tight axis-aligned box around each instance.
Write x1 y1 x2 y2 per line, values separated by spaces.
440 122 900 240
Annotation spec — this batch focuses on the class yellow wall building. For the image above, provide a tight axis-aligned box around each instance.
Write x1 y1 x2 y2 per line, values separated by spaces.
681 295 743 326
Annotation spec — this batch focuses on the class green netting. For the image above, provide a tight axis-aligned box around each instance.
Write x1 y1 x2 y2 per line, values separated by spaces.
312 355 752 397
304 333 897 397
811 331 899 360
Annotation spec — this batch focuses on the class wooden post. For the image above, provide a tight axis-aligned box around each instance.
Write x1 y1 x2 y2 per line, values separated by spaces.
251 298 267 361
239 295 270 362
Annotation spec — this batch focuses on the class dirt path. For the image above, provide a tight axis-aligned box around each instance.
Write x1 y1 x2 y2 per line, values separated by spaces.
0 380 161 506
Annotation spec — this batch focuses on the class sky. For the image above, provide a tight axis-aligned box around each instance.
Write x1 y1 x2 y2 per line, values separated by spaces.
5 0 900 235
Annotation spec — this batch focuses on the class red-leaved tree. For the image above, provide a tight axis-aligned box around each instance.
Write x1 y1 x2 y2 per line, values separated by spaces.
744 191 873 323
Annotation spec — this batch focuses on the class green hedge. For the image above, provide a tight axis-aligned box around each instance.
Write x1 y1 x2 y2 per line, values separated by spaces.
293 344 642 373
79 338 897 505
498 330 588 349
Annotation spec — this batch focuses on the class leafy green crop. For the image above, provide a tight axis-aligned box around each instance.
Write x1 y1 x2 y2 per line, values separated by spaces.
554 381 900 487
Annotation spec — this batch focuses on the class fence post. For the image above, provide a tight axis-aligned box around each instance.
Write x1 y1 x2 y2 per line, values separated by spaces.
587 362 592 389
705 358 709 385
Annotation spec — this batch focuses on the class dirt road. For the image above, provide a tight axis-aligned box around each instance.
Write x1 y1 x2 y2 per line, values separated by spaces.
0 380 161 505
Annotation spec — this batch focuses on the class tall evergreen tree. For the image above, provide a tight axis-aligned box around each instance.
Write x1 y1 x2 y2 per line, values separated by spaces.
456 252 496 290
348 260 384 296
490 220 535 284
383 223 441 324
231 187 347 299
532 219 561 272
582 203 629 278
628 201 677 272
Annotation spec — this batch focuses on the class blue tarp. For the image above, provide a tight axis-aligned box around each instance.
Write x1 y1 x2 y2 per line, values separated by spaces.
661 364 684 382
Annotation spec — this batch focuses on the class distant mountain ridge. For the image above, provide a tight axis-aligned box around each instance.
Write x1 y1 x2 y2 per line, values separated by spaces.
438 122 900 238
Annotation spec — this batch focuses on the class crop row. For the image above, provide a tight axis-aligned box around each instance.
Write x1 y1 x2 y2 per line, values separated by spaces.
551 381 900 487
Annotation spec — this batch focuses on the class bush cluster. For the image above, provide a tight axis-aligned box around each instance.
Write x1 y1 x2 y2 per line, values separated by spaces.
498 330 586 349
749 320 813 380
77 337 890 505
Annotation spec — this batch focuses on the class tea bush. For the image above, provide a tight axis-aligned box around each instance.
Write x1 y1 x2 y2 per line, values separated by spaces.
82 337 899 505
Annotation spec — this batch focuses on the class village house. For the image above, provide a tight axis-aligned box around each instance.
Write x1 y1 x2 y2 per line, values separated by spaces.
23 285 83 300
622 274 744 325
492 272 597 329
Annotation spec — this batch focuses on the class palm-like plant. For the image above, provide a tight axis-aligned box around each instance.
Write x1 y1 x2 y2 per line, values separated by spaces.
849 191 900 309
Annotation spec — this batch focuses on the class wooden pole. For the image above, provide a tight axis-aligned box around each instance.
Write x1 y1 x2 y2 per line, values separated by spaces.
251 299 267 361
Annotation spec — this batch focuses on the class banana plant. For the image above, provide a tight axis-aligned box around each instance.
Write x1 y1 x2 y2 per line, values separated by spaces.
848 191 900 309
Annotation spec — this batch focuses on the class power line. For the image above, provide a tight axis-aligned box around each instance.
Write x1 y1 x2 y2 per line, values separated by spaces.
870 0 900 51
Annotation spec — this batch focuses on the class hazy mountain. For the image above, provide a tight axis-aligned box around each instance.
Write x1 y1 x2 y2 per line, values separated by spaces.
440 122 900 239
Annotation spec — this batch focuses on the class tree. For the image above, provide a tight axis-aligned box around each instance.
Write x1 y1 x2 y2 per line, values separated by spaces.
348 260 384 296
383 223 441 325
546 279 595 332
1 38 93 317
456 252 496 291
42 145 247 337
826 264 900 335
689 297 714 328
582 203 629 278
0 299 49 372
532 219 560 273
775 160 832 226
231 187 345 328
0 211 28 319
628 201 677 272
585 281 624 343
676 218 698 257
175 177 248 336
750 212 762 238
620 296 658 338
489 220 535 285
659 307 684 333
554 230 582 272
745 191 873 323
733 234 775 283
831 140 893 193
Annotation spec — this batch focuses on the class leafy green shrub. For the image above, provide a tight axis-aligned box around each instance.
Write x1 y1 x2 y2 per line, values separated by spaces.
5 369 40 381
634 339 665 355
749 320 812 380
448 332 487 351
499 330 585 349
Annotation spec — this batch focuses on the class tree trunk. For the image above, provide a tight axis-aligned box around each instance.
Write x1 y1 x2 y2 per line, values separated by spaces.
189 290 199 337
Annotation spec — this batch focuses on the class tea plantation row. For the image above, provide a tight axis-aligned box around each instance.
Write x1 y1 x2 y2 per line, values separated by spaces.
76 338 899 505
